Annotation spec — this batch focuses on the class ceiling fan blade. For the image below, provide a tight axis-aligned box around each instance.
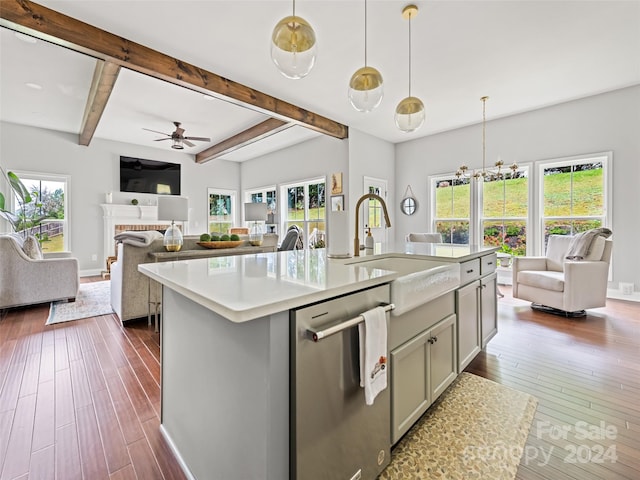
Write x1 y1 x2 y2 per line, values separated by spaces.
184 136 211 142
143 128 171 136
154 138 172 142
183 139 196 148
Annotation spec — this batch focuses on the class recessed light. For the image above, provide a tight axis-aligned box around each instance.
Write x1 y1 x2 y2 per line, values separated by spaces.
25 82 42 90
15 32 37 44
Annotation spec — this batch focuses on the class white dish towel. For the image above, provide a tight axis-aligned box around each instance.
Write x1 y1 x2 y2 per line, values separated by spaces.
358 306 388 406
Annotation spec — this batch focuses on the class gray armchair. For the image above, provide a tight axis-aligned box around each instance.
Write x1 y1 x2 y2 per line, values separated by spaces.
512 234 612 316
0 234 79 309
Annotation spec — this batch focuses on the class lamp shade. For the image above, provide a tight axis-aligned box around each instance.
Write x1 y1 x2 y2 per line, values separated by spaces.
245 202 268 222
157 196 189 222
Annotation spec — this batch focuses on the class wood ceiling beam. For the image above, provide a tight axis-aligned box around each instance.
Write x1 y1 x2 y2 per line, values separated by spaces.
196 118 290 164
79 60 120 146
0 1 348 140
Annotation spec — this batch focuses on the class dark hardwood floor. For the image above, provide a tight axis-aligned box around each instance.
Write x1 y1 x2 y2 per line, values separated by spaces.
0 279 638 479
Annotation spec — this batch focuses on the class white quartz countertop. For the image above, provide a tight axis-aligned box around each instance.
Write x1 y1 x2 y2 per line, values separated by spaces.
138 244 497 323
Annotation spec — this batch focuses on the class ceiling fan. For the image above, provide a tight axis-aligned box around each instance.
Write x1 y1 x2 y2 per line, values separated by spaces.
143 121 211 149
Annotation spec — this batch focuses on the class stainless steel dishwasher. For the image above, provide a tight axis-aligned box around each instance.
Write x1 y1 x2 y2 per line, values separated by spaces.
290 284 392 480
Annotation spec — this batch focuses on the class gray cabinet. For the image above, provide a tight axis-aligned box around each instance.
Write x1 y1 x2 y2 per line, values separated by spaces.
456 280 481 372
481 272 498 348
456 252 498 371
390 314 457 444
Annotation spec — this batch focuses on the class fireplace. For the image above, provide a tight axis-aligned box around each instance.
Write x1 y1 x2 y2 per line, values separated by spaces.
101 204 187 258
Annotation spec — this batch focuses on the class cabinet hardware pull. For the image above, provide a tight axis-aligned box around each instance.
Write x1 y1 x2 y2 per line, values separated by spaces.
433 336 438 342
307 303 395 342
487 261 493 265
466 269 474 274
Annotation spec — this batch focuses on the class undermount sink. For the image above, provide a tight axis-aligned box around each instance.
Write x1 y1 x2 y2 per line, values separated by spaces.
346 256 461 316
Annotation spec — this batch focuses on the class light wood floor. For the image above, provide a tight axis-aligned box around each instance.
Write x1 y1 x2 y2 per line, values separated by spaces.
0 279 638 479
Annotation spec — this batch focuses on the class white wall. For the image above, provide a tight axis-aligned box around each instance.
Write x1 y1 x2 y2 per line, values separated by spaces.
0 121 240 274
348 129 396 245
395 85 640 292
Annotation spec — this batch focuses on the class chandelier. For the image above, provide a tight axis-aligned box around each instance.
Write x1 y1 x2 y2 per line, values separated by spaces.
456 96 518 180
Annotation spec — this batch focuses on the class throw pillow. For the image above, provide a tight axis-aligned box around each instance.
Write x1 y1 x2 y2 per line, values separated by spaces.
23 235 43 260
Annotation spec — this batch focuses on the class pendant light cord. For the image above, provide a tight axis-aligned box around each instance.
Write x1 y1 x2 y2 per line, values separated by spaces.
482 97 487 170
364 0 368 66
293 0 296 17
408 11 412 97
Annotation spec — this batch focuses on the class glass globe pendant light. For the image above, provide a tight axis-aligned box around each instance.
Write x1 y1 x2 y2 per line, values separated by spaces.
271 0 317 79
348 0 384 112
395 5 425 133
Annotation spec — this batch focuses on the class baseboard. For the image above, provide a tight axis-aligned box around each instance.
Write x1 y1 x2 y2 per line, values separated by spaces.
79 268 103 277
607 288 640 303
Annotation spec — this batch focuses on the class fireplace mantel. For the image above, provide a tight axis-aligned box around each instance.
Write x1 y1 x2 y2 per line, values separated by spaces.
101 203 172 257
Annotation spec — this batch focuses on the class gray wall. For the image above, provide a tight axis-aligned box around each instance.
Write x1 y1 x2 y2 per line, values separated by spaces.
0 122 240 274
395 85 640 292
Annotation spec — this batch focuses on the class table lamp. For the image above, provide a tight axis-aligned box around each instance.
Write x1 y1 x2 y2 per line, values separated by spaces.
158 196 189 251
245 202 267 246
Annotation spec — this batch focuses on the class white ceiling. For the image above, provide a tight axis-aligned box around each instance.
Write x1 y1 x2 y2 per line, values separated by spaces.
1 1 639 161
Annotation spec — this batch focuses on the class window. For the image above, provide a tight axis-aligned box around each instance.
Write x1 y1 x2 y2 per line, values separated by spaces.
539 153 610 250
208 188 236 234
432 175 471 244
363 177 389 244
12 171 70 253
480 167 529 256
281 178 326 249
245 186 277 232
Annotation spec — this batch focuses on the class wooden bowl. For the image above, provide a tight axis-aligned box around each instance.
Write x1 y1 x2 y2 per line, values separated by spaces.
197 241 243 249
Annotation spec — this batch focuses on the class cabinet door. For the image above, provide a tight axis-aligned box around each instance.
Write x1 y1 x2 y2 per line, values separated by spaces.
481 272 498 348
429 314 458 400
456 280 481 372
390 330 430 444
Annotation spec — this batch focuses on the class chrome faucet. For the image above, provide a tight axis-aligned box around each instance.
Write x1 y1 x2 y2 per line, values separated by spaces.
354 193 391 257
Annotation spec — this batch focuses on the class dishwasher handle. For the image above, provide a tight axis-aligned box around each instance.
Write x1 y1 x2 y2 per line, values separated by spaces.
307 303 395 342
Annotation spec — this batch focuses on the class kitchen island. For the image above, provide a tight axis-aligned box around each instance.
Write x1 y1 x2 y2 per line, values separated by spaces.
138 244 497 480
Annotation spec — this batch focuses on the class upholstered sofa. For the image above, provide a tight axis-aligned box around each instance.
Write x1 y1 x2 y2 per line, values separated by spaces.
110 232 278 325
0 233 79 309
512 234 612 315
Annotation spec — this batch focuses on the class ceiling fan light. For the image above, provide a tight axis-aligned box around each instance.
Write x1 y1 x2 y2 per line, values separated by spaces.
271 15 317 79
395 96 425 132
348 66 384 112
171 138 184 150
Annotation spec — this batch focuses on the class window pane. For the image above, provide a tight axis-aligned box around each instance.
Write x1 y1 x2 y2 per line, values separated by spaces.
435 220 469 245
573 162 603 215
367 186 382 228
287 186 304 221
483 220 527 255
307 183 325 221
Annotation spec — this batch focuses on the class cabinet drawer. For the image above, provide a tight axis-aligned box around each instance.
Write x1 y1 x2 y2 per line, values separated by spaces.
459 258 480 285
481 253 497 275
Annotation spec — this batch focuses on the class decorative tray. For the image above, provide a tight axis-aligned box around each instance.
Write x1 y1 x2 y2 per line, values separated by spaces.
197 241 243 249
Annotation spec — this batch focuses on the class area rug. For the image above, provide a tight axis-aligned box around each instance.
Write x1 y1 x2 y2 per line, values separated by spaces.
46 281 113 325
380 372 538 480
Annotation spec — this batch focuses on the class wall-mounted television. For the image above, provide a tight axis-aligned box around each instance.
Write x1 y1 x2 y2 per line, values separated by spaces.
120 156 181 195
